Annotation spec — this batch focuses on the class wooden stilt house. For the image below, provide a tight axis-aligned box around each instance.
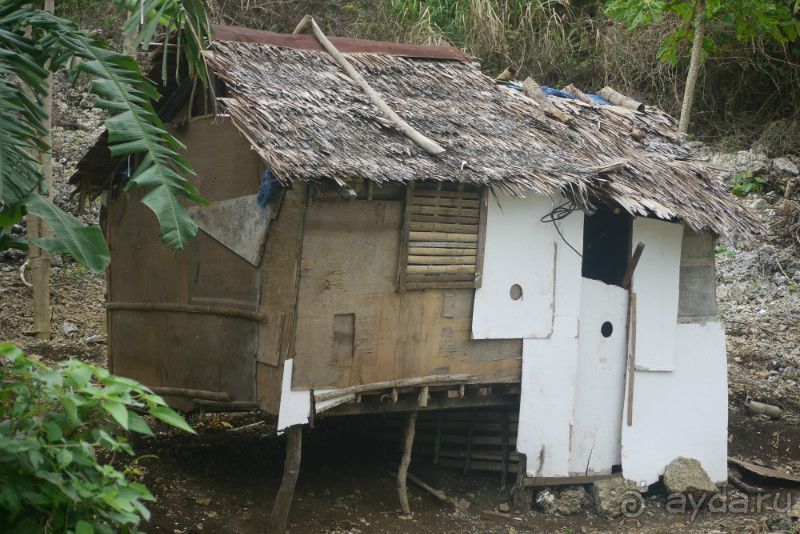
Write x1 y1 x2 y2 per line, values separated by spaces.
72 23 760 493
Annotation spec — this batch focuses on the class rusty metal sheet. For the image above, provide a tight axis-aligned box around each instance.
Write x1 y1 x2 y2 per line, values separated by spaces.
212 25 472 62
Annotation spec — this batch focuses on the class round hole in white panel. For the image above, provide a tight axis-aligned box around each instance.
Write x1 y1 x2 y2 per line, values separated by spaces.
509 284 523 300
601 321 613 338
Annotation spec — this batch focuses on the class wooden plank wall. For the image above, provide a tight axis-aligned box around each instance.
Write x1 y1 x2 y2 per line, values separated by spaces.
255 184 307 413
108 117 263 402
291 199 522 389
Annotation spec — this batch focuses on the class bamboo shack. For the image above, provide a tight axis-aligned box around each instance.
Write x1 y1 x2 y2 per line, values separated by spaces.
72 19 760 525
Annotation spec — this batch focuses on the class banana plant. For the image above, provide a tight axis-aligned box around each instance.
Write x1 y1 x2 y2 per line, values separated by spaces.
0 0 212 273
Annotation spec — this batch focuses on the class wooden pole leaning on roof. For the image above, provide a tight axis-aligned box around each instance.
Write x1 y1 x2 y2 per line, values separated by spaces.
293 15 445 156
267 425 303 533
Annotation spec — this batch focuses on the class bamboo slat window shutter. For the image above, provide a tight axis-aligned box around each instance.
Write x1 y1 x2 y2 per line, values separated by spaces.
397 182 488 291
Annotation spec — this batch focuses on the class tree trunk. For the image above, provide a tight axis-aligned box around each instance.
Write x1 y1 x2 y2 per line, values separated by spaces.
28 0 54 339
267 425 303 533
678 0 706 134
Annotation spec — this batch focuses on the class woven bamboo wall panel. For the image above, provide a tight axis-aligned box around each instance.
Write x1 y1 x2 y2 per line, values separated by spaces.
398 183 488 291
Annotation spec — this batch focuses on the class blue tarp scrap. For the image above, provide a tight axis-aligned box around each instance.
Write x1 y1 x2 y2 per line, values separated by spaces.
257 168 279 208
499 81 610 106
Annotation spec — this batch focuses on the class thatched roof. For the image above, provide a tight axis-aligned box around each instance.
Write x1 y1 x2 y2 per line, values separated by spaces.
73 26 761 238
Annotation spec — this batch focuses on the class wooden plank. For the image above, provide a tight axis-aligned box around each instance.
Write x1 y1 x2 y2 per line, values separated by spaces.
397 182 414 292
438 458 519 474
626 292 637 427
473 187 489 288
409 221 479 233
406 264 476 275
404 281 477 290
408 255 477 265
257 184 307 414
411 205 480 217
524 473 621 487
408 241 477 249
408 247 477 256
411 214 480 224
412 197 480 208
323 394 518 416
413 189 480 199
256 310 284 366
314 374 469 402
409 231 478 243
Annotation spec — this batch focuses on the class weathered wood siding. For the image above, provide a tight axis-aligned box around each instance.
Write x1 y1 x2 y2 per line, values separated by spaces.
291 198 522 389
108 117 263 403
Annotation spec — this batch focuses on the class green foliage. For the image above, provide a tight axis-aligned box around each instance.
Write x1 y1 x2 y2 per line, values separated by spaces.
0 342 194 533
0 0 212 272
605 0 800 64
114 0 212 87
731 171 767 196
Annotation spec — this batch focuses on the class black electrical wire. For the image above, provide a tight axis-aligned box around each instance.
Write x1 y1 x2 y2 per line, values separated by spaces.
540 200 583 258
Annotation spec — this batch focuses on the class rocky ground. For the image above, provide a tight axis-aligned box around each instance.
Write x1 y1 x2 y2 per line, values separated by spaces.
2 80 800 532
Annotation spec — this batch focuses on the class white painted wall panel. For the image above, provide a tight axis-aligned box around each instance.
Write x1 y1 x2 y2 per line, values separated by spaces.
570 279 628 475
277 359 310 433
552 210 584 319
621 322 728 485
517 316 580 477
631 218 684 371
472 195 557 339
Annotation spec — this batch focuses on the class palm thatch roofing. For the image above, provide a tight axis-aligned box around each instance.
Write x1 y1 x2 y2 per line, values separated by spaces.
73 25 760 238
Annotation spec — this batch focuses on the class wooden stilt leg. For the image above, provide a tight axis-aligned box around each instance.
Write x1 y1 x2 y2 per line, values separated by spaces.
511 453 532 513
463 418 475 474
433 411 443 465
500 411 509 487
268 425 303 533
397 411 417 516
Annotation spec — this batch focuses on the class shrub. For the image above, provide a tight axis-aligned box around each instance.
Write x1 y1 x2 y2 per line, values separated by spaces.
731 171 767 196
0 343 194 533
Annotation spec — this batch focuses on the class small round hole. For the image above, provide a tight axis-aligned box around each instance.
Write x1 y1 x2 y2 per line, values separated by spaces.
601 321 613 338
509 284 523 300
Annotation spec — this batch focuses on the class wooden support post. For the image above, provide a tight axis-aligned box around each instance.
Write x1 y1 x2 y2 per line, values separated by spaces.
463 418 475 474
267 426 303 533
500 411 510 487
397 412 417 516
433 411 443 465
418 386 429 408
511 454 532 513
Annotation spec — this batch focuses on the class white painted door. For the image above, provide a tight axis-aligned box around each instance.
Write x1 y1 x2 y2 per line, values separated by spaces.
569 278 629 475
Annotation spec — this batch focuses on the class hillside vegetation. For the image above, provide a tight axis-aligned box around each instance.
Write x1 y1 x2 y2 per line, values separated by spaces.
202 0 800 149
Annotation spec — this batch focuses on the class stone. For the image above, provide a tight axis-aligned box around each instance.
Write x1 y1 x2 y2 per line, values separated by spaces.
555 486 586 515
535 489 556 513
663 457 719 499
61 321 79 335
497 502 510 513
592 478 642 518
773 157 799 176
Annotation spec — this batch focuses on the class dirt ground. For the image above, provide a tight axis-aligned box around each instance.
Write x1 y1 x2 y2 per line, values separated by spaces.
2 102 800 530
3 260 800 533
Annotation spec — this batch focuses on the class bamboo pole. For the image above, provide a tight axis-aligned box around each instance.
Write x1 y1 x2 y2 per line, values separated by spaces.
27 0 55 339
293 15 445 156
